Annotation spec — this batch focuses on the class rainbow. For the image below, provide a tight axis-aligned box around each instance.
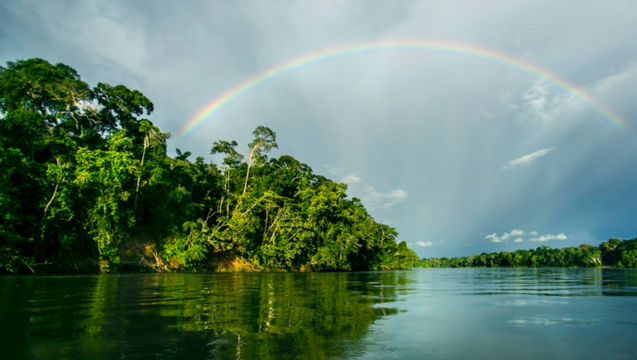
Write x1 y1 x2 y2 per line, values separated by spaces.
180 39 624 139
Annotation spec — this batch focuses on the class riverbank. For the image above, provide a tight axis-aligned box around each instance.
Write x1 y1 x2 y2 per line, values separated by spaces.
417 238 637 268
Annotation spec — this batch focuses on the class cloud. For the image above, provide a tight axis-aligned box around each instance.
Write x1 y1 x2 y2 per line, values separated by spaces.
515 61 637 129
486 233 502 243
415 240 445 247
510 229 524 236
487 229 525 243
503 148 554 169
362 186 408 209
523 80 550 118
586 60 637 103
529 233 568 242
486 230 567 244
341 174 361 184
324 165 344 175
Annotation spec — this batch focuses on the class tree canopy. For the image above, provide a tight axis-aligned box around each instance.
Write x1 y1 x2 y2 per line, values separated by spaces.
417 238 637 268
0 58 418 274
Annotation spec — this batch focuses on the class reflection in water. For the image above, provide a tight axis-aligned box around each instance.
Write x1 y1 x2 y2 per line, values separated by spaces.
0 272 413 359
418 268 637 296
354 269 637 360
508 316 600 327
2 269 637 359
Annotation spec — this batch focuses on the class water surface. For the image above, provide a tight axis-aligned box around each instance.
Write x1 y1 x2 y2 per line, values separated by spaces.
1 269 636 359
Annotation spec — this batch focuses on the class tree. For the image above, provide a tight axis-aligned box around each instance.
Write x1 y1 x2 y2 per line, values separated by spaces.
1 58 419 274
242 126 277 197
93 82 153 133
134 119 160 206
74 132 138 272
211 139 243 194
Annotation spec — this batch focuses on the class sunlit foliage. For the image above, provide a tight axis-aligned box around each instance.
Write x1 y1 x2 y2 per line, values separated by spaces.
417 239 637 268
0 58 418 274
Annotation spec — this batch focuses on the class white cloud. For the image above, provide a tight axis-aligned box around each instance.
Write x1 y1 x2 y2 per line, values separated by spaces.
487 229 525 243
529 233 568 242
362 186 408 209
324 165 344 175
518 80 573 123
415 240 445 247
499 229 524 241
503 148 554 170
487 229 567 244
587 60 637 98
486 233 502 243
515 62 637 129
341 174 361 184
523 80 550 118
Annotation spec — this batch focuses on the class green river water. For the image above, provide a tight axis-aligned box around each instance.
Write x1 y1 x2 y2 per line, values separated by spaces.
1 268 636 359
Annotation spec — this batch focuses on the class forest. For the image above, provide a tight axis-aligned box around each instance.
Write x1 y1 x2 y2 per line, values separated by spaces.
0 58 419 274
417 238 637 268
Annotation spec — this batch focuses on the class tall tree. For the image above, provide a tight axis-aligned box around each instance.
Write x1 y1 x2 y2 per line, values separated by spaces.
211 139 243 194
242 126 277 197
134 119 159 206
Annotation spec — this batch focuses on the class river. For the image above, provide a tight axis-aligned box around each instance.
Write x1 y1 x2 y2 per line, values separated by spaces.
1 268 636 359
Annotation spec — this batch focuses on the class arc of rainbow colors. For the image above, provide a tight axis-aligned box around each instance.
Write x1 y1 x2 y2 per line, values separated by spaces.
180 39 624 140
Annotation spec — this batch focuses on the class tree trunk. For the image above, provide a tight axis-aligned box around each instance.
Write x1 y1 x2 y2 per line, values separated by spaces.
134 138 148 206
241 146 257 197
42 180 60 221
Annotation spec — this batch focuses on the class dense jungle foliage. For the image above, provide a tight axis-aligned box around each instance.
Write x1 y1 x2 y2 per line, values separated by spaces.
418 238 637 268
0 58 419 274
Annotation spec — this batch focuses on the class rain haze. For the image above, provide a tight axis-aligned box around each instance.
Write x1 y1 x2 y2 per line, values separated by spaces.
2 0 636 258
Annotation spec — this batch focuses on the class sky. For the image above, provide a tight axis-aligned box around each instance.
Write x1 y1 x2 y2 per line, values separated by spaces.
2 0 637 258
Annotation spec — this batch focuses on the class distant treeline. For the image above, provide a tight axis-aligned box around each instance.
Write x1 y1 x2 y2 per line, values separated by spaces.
0 58 418 274
418 238 637 268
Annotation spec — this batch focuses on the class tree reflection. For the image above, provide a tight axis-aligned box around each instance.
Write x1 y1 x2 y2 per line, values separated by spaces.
1 272 412 359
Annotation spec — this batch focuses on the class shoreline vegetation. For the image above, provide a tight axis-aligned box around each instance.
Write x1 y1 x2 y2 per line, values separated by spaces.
417 238 637 268
0 58 419 274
